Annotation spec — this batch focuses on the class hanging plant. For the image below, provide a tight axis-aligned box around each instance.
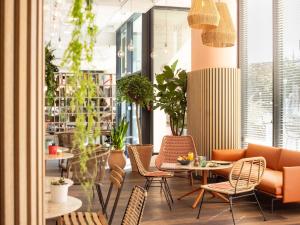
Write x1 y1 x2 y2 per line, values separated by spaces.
45 43 59 106
61 0 99 209
154 60 187 136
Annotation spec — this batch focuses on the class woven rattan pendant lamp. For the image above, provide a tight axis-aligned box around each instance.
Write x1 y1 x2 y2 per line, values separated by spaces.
188 0 220 30
201 1 236 47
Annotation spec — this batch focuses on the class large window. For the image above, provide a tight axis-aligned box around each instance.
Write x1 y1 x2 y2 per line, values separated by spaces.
240 0 300 149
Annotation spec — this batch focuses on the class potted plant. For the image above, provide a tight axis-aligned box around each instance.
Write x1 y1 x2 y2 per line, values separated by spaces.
154 60 187 136
108 117 129 169
50 177 68 203
117 73 154 171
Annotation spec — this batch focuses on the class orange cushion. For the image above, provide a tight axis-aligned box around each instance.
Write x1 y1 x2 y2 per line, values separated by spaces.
278 149 300 171
258 168 283 196
213 167 231 178
245 143 281 170
212 149 246 162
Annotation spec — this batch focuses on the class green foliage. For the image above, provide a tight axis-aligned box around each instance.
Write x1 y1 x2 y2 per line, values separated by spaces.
154 60 187 136
45 43 59 106
117 73 154 143
117 73 154 107
61 0 99 210
111 117 129 150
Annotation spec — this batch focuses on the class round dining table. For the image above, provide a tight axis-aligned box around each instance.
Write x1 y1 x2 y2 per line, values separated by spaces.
161 160 233 208
44 193 82 219
44 152 74 161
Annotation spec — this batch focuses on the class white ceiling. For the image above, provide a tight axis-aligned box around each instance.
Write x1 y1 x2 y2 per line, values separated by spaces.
44 0 191 72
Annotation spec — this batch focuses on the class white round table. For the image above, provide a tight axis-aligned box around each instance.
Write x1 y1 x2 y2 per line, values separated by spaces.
44 193 82 219
45 176 74 193
45 153 74 161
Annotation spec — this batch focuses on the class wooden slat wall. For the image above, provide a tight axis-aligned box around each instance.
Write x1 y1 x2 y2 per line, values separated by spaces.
187 68 241 159
0 0 44 224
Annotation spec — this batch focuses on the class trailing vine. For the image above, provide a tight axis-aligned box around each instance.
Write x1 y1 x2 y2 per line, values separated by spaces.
61 0 99 210
45 43 59 106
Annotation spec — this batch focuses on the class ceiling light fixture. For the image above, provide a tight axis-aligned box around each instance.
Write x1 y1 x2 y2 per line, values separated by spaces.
188 0 220 30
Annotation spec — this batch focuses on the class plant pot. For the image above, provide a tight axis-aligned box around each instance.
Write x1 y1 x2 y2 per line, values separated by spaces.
48 145 58 155
108 150 126 169
50 184 68 203
128 144 153 172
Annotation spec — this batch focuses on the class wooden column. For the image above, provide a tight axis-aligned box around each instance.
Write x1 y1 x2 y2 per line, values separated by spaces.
0 0 44 224
187 68 241 159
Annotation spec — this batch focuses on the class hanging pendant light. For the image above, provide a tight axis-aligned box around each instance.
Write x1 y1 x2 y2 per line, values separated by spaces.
201 2 236 47
188 0 220 30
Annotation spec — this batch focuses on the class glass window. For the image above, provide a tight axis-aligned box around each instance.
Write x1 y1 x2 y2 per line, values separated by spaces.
152 9 191 152
132 16 142 73
280 1 300 149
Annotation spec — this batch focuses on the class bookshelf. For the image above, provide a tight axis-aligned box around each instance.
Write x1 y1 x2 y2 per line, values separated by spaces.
45 71 116 135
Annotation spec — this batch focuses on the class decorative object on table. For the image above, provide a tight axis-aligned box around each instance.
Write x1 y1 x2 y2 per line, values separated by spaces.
154 60 187 136
177 155 191 165
117 73 154 171
194 156 200 167
197 157 266 224
188 0 220 30
48 143 58 155
131 146 174 210
201 2 236 47
155 135 197 186
108 117 129 169
200 157 207 167
50 177 68 203
61 0 99 209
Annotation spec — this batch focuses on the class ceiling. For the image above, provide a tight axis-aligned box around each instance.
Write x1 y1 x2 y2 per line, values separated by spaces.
44 0 191 71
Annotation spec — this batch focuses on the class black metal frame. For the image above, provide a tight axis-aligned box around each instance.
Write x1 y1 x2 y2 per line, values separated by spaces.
143 176 174 210
197 190 266 225
95 173 126 225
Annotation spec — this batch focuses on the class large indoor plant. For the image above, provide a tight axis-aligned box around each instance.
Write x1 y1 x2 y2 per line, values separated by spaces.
61 0 99 209
154 60 187 136
108 117 129 169
45 43 59 107
117 73 154 171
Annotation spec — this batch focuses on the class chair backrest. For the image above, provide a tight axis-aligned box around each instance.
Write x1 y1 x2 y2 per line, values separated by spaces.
229 157 266 193
155 135 197 168
131 146 148 176
96 165 126 225
122 186 147 225
67 146 109 183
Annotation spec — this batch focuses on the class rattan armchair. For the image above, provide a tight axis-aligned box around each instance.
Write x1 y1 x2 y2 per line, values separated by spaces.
131 146 174 210
197 157 267 225
62 145 110 184
155 135 197 185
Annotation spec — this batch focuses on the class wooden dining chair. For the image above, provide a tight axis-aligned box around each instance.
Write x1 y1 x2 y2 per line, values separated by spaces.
131 146 174 210
155 135 197 185
197 157 267 225
58 166 125 225
95 165 126 225
58 185 147 225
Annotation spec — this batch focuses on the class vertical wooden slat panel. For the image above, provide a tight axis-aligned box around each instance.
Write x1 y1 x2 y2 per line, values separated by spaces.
0 0 44 224
187 68 241 159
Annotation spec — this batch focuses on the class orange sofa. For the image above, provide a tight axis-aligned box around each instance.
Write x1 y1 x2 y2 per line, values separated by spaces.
212 143 300 204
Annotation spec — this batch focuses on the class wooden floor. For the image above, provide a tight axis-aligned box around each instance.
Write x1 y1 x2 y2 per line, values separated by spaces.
46 161 300 225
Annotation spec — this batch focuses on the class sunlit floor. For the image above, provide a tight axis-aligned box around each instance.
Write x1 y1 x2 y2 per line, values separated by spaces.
46 160 300 225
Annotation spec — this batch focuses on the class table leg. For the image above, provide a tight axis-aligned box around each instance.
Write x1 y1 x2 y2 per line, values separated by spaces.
191 170 208 208
177 187 202 200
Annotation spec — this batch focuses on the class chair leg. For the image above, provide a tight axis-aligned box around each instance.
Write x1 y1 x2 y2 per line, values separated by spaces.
161 179 172 210
229 196 236 225
163 178 174 203
197 190 206 219
253 191 267 221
